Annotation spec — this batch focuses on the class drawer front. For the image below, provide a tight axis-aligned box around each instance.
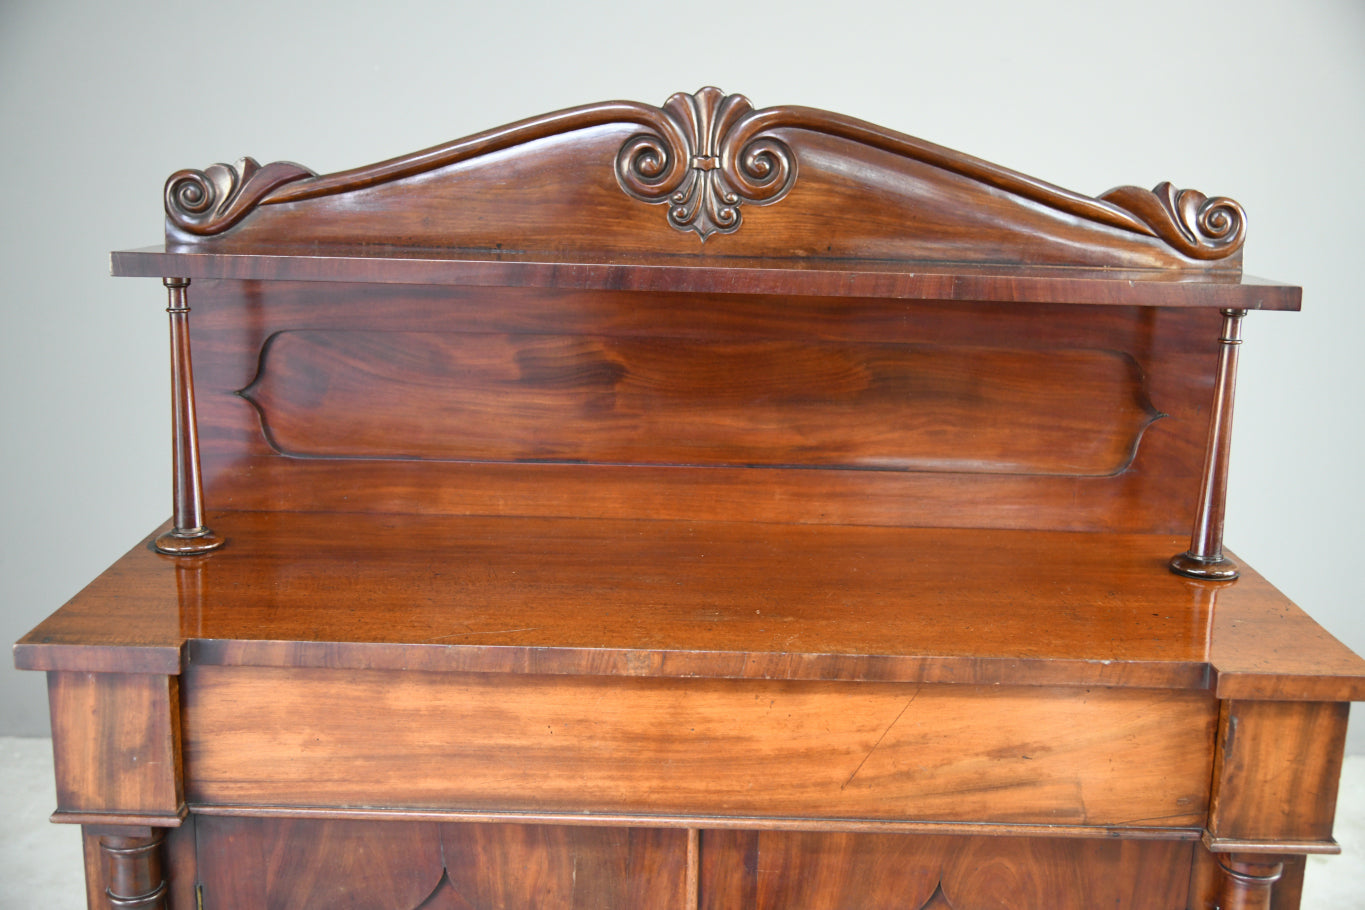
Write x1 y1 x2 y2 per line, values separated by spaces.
182 667 1215 827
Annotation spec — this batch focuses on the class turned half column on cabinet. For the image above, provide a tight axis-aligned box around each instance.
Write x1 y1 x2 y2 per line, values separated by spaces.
98 829 168 910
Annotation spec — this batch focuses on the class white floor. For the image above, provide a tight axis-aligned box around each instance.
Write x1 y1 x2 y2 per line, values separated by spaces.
2 736 1361 907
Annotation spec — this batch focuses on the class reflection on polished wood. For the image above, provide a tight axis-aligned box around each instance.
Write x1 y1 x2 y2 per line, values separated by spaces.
15 88 1362 907
181 667 1216 825
16 512 1365 702
701 830 1192 910
152 278 222 556
1171 308 1247 580
182 283 1227 534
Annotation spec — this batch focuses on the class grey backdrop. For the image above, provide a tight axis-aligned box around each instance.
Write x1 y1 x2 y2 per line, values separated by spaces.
2 0 1362 753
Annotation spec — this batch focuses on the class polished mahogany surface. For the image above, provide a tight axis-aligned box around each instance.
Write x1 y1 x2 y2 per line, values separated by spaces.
17 511 1365 703
110 247 1301 311
189 819 1191 910
158 90 1252 272
17 88 1363 909
165 281 1233 535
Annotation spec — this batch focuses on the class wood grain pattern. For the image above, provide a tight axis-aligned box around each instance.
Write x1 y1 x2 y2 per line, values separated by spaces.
241 329 1157 474
439 823 687 909
700 829 942 909
1207 700 1349 848
160 89 1247 270
1170 308 1244 580
1209 590 1365 701
183 280 1222 533
18 511 1365 703
189 821 1203 909
181 667 1216 828
99 830 168 909
1212 856 1286 910
941 836 1191 909
701 831 1191 910
1270 855 1307 910
196 816 445 910
153 278 222 556
47 672 182 820
164 819 198 910
81 829 102 910
17 83 1358 910
195 818 687 910
111 247 1303 310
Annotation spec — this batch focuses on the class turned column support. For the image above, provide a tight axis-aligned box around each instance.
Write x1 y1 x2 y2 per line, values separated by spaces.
99 829 168 910
1214 855 1284 910
1170 307 1245 581
154 277 223 555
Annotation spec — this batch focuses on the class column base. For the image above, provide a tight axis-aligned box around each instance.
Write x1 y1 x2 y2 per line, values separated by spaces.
1169 551 1239 581
154 527 224 555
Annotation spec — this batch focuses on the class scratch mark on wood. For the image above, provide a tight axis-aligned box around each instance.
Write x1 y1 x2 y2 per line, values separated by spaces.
841 685 921 790
423 628 540 642
1112 811 1203 826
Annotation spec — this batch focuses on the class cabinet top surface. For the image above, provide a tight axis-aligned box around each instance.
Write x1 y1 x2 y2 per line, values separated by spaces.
16 512 1365 702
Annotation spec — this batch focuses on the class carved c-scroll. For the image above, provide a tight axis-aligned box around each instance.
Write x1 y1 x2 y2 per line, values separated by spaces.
160 88 1248 262
166 157 315 235
613 89 1248 257
615 87 797 240
1101 182 1247 261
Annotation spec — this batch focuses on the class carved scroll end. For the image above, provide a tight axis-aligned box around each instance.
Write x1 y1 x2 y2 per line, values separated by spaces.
165 157 315 236
616 87 797 241
1101 181 1246 261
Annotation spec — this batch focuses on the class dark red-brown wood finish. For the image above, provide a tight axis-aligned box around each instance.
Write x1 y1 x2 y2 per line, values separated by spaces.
15 88 1357 909
153 278 223 556
159 88 1250 268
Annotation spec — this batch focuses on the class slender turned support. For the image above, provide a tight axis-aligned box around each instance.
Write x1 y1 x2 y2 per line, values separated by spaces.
1170 308 1246 580
100 831 168 909
1215 855 1283 910
154 278 223 555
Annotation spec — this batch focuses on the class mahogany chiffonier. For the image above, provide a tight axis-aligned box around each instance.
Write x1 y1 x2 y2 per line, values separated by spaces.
15 87 1365 910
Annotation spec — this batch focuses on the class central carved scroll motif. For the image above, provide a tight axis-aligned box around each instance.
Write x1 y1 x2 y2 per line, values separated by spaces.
615 87 797 239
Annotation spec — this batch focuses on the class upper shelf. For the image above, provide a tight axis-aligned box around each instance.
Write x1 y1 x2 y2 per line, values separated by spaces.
113 87 1300 309
110 246 1301 309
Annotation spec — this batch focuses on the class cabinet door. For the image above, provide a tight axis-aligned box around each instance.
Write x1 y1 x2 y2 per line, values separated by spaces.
195 817 688 909
700 831 1193 910
195 818 1194 909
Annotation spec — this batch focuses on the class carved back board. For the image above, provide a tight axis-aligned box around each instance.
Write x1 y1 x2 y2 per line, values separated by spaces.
115 88 1297 535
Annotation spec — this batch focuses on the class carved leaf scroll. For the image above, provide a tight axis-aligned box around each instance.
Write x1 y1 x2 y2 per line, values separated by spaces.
161 87 1247 262
1101 181 1246 260
615 87 797 239
614 89 1247 256
166 157 315 235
